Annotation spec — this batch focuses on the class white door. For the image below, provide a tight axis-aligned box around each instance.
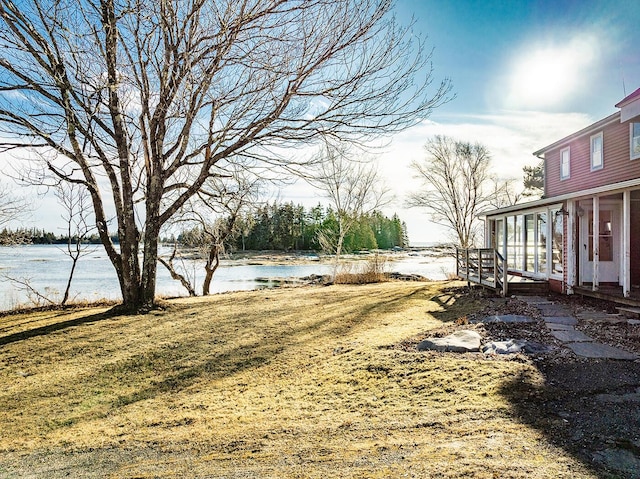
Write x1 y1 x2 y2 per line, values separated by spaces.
580 205 620 283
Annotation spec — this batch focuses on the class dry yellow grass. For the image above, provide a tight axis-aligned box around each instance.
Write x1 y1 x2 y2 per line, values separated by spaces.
0 281 598 478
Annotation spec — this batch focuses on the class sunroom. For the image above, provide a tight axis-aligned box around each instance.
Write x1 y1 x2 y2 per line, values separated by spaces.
483 201 565 293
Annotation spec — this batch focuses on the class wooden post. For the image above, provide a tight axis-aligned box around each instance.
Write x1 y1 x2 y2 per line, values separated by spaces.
465 248 469 281
593 196 599 291
502 253 508 297
477 248 482 283
493 249 498 289
455 248 460 277
566 201 576 294
623 190 631 297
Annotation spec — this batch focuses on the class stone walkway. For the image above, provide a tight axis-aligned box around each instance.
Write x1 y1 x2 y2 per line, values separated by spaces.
515 296 639 360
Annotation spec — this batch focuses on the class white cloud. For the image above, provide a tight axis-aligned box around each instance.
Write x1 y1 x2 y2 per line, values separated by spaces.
364 110 593 243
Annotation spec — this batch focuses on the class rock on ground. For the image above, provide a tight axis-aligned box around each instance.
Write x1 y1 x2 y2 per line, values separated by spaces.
417 330 481 353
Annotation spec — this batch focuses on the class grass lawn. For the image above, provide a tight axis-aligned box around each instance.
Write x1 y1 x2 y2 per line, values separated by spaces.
0 281 598 478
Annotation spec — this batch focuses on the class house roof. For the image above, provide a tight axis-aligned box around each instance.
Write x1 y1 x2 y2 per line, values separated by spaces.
532 111 620 157
615 87 640 108
480 175 640 218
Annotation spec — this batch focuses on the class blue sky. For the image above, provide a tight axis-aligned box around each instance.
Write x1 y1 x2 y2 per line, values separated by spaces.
370 0 640 244
7 0 640 245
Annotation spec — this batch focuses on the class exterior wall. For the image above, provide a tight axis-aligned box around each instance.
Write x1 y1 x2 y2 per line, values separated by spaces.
548 278 564 294
632 193 640 285
545 120 640 197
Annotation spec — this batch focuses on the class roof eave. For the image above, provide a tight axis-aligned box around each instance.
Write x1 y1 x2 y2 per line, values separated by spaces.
481 176 640 218
532 111 621 157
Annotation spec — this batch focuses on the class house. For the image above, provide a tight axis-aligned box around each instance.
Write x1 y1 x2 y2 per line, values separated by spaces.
480 87 640 303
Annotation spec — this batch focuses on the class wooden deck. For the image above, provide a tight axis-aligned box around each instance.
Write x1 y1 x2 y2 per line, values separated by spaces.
574 285 640 307
456 248 548 296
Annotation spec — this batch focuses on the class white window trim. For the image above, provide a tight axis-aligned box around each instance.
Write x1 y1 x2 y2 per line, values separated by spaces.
631 123 640 160
560 146 570 180
590 131 603 171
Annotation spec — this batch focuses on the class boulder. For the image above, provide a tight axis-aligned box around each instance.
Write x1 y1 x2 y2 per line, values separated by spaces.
482 339 527 355
417 330 482 353
481 339 553 355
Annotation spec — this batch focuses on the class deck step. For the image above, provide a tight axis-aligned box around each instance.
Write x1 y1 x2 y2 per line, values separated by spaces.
508 282 549 294
616 307 640 318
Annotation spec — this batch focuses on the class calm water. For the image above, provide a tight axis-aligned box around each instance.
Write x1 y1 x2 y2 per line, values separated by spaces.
0 245 454 311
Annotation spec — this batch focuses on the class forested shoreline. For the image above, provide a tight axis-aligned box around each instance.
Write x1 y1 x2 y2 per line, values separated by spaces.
1 203 409 253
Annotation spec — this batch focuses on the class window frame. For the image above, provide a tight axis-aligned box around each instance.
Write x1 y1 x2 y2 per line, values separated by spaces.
590 131 603 171
631 123 640 160
560 146 570 180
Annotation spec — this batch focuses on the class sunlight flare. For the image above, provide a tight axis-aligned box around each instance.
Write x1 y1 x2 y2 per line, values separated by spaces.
502 34 601 109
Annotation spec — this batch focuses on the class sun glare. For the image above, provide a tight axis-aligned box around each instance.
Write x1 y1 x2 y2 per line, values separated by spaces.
502 34 599 110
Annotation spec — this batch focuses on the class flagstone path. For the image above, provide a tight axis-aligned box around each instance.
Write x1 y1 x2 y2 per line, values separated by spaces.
515 296 639 360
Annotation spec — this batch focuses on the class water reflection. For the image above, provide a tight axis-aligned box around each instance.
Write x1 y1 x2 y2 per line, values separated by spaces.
0 245 454 311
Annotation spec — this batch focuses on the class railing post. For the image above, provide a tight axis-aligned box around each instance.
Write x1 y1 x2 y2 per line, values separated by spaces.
456 248 460 277
465 248 470 281
477 248 482 283
502 254 508 297
493 250 498 288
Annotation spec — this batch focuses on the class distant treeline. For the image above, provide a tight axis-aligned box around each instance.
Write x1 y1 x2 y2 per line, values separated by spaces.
176 202 409 253
0 227 119 246
1 203 409 253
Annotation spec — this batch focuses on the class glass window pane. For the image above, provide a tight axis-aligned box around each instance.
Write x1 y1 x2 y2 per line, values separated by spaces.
591 133 603 169
632 123 640 159
588 210 613 262
537 212 547 274
506 216 514 267
525 214 535 271
513 215 523 270
561 148 570 179
551 209 563 275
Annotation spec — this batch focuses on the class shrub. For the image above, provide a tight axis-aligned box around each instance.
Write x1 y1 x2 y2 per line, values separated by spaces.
333 254 388 284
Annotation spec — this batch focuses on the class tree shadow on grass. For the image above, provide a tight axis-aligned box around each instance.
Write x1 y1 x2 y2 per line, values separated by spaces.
500 359 640 479
0 309 116 347
428 284 488 323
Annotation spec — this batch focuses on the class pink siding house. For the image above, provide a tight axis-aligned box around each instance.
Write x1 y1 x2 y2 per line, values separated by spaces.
482 88 640 303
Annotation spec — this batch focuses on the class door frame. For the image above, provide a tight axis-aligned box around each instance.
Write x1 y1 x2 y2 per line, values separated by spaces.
579 199 621 285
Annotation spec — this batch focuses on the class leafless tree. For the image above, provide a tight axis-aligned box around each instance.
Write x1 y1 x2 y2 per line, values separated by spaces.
0 0 451 311
310 142 390 275
488 178 524 210
407 135 498 249
55 183 96 305
157 244 197 297
0 181 30 238
160 169 261 295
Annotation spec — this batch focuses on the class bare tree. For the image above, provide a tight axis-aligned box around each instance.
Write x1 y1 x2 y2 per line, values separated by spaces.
55 183 96 305
0 0 451 311
161 169 261 295
0 181 30 236
157 244 197 297
310 142 389 274
488 177 524 210
407 135 496 249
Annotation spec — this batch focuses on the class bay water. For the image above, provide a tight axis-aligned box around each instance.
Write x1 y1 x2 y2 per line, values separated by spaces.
0 245 454 311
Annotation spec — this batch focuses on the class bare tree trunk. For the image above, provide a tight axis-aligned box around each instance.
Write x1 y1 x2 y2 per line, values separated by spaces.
141 194 162 309
202 245 221 296
158 259 196 297
61 258 78 306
